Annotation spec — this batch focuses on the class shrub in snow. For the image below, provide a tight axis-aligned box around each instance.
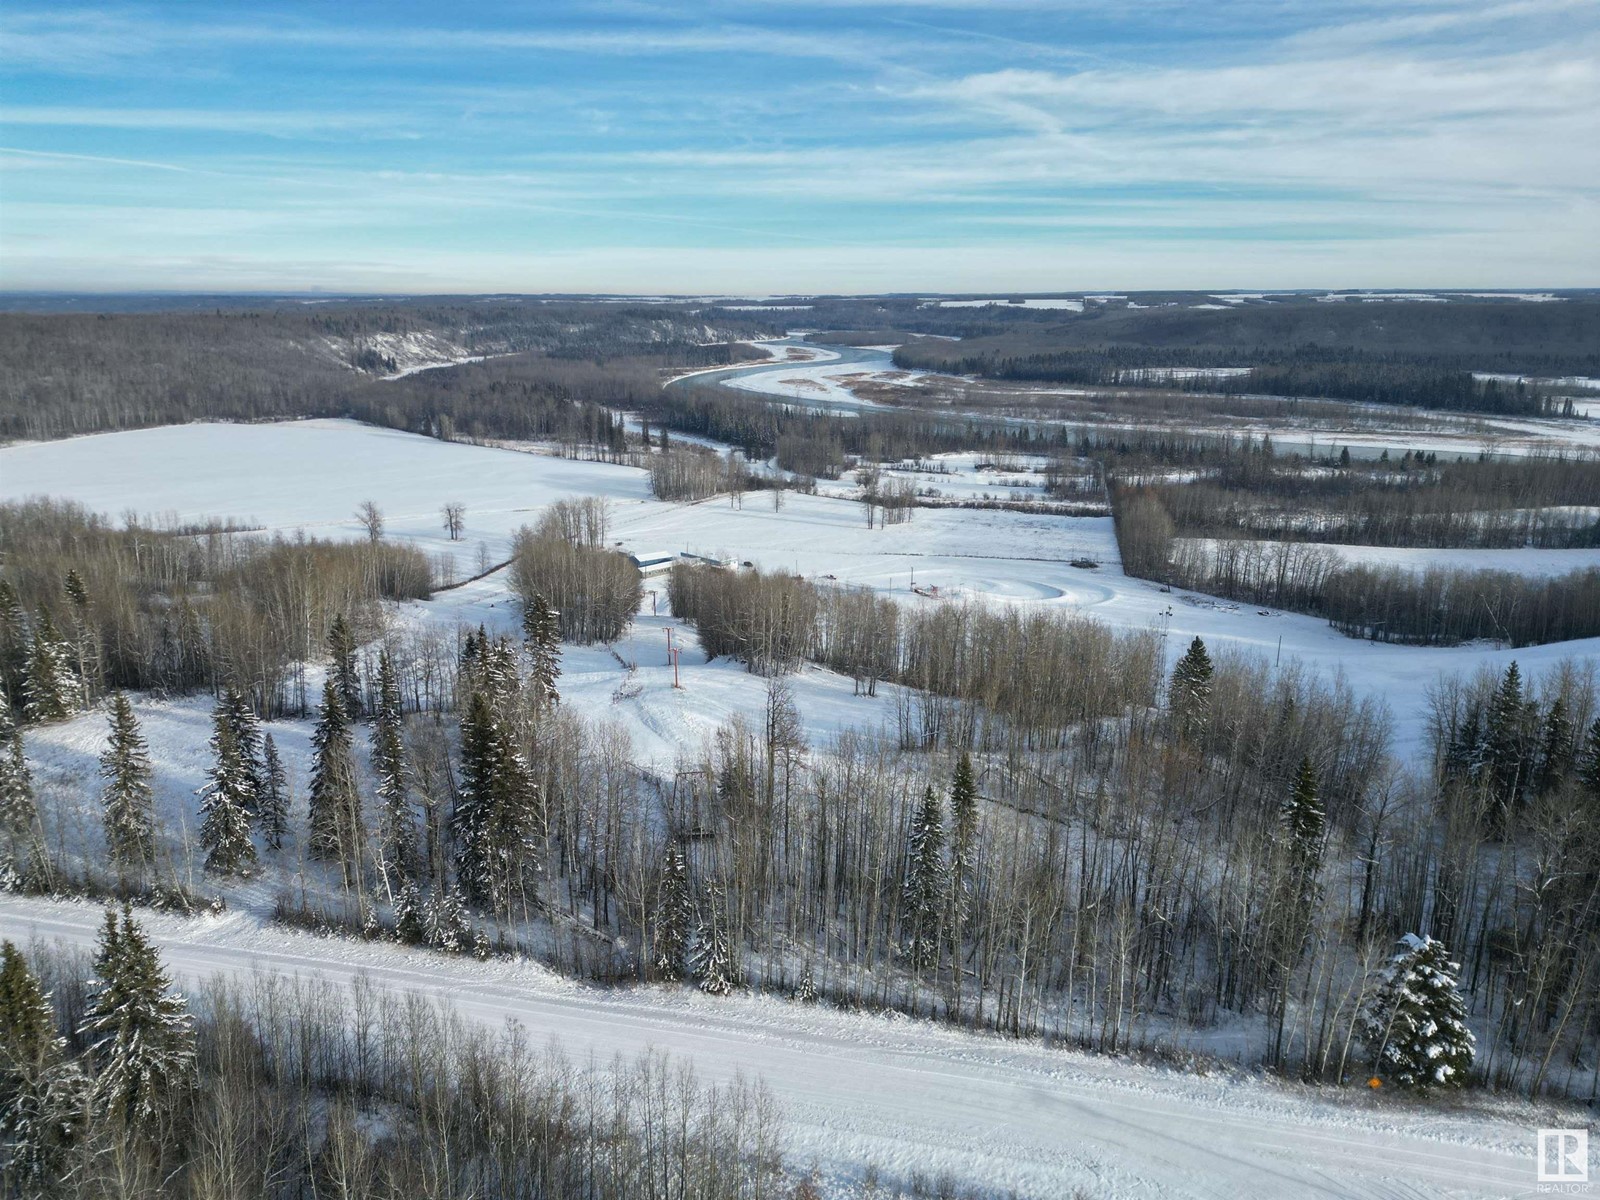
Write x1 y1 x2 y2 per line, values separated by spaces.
1361 933 1475 1090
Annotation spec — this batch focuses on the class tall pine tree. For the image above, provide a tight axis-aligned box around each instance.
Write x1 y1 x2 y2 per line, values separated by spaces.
100 693 154 876
257 732 289 851
1168 636 1214 740
326 614 361 718
0 707 38 870
371 649 415 899
652 842 692 981
307 678 363 885
902 786 947 971
23 610 77 724
198 703 258 876
452 691 538 915
0 942 88 1187
79 907 196 1126
522 592 562 713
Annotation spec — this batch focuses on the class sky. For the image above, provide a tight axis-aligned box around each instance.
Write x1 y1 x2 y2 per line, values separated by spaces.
1 1 1597 294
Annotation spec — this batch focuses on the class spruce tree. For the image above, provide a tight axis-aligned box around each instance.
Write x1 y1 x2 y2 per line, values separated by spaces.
0 708 38 868
424 885 471 952
394 881 425 944
652 842 692 981
217 686 264 816
0 941 58 1097
0 942 88 1187
372 649 415 898
1361 934 1475 1090
1579 717 1600 798
63 568 100 704
1534 697 1577 794
690 877 738 995
902 785 947 971
307 678 363 883
948 752 978 905
100 693 154 875
452 691 498 908
1169 636 1214 739
79 907 196 1127
326 614 361 717
522 591 562 712
0 581 27 716
1279 757 1326 915
198 704 257 876
452 691 538 915
1484 662 1531 806
257 732 289 851
23 610 77 724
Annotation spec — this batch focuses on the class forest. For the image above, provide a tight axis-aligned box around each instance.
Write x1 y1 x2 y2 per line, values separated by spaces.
0 302 774 444
890 299 1600 414
3 502 1596 1111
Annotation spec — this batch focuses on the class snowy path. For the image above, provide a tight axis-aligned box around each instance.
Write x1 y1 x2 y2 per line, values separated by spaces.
0 896 1568 1199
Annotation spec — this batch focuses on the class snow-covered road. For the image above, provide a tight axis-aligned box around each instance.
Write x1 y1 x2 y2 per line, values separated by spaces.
0 897 1570 1199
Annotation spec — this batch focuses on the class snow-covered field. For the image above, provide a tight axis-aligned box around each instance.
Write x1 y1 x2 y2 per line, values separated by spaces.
927 297 1086 311
0 894 1580 1199
4 419 1598 761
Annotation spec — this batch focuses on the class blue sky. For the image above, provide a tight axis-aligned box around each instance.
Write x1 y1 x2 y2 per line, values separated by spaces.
2 1 1596 292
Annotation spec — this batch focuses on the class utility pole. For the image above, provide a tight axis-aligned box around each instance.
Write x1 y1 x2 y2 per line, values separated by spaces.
665 626 675 664
671 646 682 689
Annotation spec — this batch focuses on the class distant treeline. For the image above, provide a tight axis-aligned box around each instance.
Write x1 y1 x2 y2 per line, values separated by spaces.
891 300 1600 415
1114 486 1600 647
0 302 775 443
1148 450 1600 549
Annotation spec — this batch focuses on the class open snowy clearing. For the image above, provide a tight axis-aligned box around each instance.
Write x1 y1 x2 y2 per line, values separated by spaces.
0 894 1582 1199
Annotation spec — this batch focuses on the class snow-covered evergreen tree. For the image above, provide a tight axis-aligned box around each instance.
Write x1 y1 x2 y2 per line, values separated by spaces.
690 877 738 995
424 885 471 952
372 650 416 898
1574 716 1600 798
948 751 978 905
522 591 562 712
452 690 537 915
0 581 28 716
1361 933 1476 1090
0 942 89 1187
62 568 100 705
1278 757 1326 915
79 907 196 1125
216 686 264 815
1168 636 1214 739
1534 696 1576 794
453 690 497 908
257 732 289 852
198 704 258 876
1483 661 1532 807
652 842 692 981
902 785 947 971
394 880 425 944
326 614 361 718
307 678 363 881
23 609 78 724
0 707 38 865
100 692 154 875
